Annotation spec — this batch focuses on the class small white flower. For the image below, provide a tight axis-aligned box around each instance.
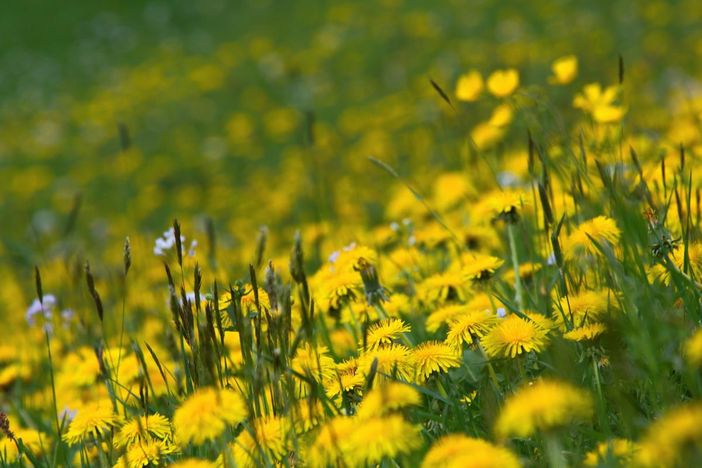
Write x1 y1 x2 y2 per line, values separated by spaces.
496 307 507 318
26 294 56 326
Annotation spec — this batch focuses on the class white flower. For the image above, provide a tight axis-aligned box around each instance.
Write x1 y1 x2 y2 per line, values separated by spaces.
153 228 185 256
26 294 56 326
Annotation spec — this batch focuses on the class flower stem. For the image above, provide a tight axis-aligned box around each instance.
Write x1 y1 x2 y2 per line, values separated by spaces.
544 434 567 468
507 223 524 312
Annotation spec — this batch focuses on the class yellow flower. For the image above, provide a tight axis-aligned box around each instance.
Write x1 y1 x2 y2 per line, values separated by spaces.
684 328 702 366
0 428 48 463
462 254 504 281
422 434 520 468
481 315 549 358
487 69 520 97
329 328 356 355
488 104 513 127
292 344 335 382
364 318 411 349
62 400 122 445
168 459 217 468
573 83 626 123
563 323 606 342
635 403 702 467
455 70 484 102
357 382 421 419
495 379 593 439
446 309 499 348
348 415 421 465
308 415 420 467
555 289 615 328
584 438 638 467
114 438 178 468
416 271 469 305
314 270 362 312
549 55 578 85
115 413 172 448
562 216 620 261
471 121 505 150
173 387 247 446
432 172 476 212
472 189 529 224
358 344 413 382
427 304 471 333
411 341 462 381
232 416 289 468
324 359 365 398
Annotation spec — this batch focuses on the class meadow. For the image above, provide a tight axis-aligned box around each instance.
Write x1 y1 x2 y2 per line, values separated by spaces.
2 0 702 466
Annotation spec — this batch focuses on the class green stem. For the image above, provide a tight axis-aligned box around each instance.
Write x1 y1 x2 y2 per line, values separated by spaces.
544 434 567 468
507 223 524 312
592 353 603 403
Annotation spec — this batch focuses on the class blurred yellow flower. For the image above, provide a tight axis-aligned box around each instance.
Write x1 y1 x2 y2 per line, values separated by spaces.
487 69 520 98
63 400 122 445
636 403 702 467
357 382 421 419
549 55 578 85
115 413 172 448
232 416 289 468
173 387 247 446
573 83 626 123
455 70 484 102
422 434 520 468
684 328 702 367
495 379 593 439
563 322 606 342
488 104 514 127
584 438 638 467
562 216 621 261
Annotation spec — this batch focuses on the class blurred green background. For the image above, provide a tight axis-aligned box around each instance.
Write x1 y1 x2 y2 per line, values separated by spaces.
1 0 700 265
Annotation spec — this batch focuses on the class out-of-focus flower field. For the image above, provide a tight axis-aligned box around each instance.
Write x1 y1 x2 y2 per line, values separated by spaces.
3 0 702 466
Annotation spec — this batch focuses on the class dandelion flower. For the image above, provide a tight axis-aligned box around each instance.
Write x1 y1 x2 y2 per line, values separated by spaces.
488 103 513 128
562 216 620 261
349 415 421 465
232 416 289 468
291 344 335 382
411 341 462 381
584 438 638 467
563 323 606 342
549 55 578 85
683 328 702 367
114 438 178 468
446 309 499 348
357 382 421 419
462 254 504 282
455 70 483 102
168 459 217 468
487 69 520 97
555 289 615 328
481 315 549 358
62 400 122 445
115 413 172 448
358 344 413 382
416 271 468 305
635 403 702 467
422 434 520 468
364 318 411 349
426 304 471 333
173 387 247 446
495 379 593 439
